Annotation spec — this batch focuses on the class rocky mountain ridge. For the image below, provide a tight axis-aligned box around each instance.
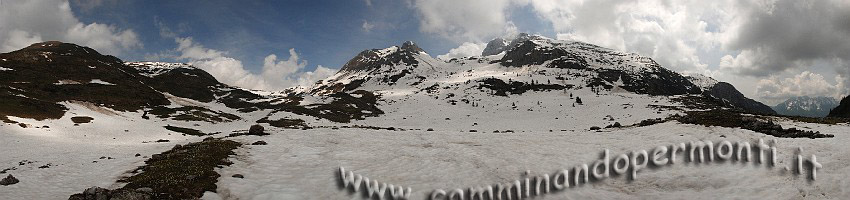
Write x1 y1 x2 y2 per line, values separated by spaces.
773 96 838 117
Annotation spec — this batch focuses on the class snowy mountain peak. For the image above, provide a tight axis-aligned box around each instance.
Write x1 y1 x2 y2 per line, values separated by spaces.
482 33 551 57
401 41 426 54
773 96 838 117
482 37 510 56
338 41 428 74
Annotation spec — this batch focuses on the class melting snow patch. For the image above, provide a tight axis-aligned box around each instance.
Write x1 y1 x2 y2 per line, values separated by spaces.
376 46 399 57
0 67 12 71
55 80 82 85
89 79 116 85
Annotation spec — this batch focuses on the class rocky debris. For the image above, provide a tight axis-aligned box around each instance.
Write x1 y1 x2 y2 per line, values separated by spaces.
256 117 306 129
638 118 666 127
589 126 601 131
477 78 571 96
68 186 153 200
0 167 16 174
676 110 833 138
118 138 240 199
18 160 33 166
0 174 19 186
249 124 265 135
251 141 268 145
605 122 622 128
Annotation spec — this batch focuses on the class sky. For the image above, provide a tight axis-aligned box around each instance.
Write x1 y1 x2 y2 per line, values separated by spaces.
1 0 849 105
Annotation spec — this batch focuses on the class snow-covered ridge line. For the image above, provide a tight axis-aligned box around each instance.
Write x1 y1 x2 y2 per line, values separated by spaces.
685 74 719 91
54 79 116 85
125 61 196 77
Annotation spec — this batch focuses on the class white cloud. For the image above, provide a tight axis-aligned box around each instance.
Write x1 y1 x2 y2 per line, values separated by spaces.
719 0 850 77
0 0 140 55
173 37 334 91
538 0 725 75
1 30 43 52
362 20 375 32
437 42 486 60
756 71 845 105
262 49 335 89
412 0 850 102
411 0 527 42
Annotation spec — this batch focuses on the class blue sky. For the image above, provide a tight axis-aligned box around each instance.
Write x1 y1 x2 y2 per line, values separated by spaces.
2 0 849 105
71 0 461 72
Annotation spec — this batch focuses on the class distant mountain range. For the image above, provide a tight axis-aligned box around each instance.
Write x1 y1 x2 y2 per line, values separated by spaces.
1 36 841 200
772 96 838 117
0 34 792 127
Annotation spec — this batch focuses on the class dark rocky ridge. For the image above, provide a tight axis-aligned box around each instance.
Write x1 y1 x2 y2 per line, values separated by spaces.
828 95 850 118
0 41 170 120
704 82 776 115
337 41 424 73
481 37 509 56
0 41 385 125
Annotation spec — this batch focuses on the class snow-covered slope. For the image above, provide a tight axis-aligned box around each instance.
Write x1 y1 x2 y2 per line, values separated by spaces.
302 34 775 130
125 62 195 77
685 74 719 91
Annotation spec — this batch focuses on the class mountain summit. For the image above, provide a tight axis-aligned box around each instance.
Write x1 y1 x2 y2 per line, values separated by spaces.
309 33 773 115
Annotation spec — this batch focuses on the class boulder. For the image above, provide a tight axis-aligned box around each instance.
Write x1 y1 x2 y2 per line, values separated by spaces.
249 124 265 135
0 174 19 186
